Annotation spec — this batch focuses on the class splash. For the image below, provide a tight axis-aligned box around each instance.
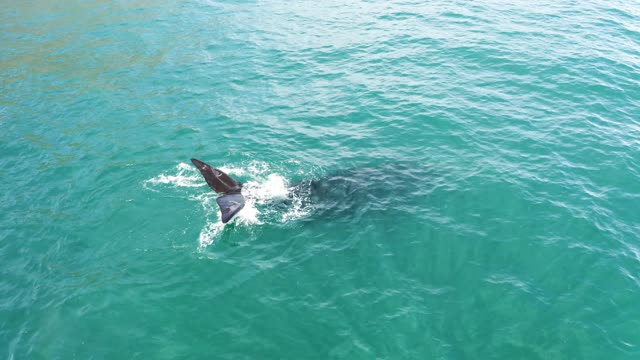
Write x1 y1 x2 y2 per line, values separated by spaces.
144 161 312 248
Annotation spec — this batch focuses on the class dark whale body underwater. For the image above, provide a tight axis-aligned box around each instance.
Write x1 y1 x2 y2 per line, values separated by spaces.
191 158 435 224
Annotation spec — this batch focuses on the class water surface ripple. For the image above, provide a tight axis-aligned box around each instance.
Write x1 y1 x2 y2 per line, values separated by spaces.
1 0 639 358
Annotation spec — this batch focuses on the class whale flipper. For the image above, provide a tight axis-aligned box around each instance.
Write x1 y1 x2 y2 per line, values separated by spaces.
191 158 244 223
216 193 245 223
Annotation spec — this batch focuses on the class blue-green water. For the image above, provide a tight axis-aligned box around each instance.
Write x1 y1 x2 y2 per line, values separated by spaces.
2 0 640 358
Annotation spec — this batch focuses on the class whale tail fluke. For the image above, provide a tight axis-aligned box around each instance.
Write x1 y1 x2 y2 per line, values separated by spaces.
216 193 245 223
191 158 245 223
190 158 242 194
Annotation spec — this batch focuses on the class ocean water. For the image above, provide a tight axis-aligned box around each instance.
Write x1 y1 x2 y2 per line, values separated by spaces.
1 0 640 358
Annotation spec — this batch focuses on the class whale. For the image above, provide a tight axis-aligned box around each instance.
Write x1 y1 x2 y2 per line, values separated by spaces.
191 158 433 224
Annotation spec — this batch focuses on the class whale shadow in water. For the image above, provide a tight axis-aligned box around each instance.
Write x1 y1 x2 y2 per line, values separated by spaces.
286 163 440 223
192 158 442 225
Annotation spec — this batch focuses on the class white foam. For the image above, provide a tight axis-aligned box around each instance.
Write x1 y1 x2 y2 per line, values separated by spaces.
198 220 225 248
243 173 289 202
282 190 312 222
144 162 202 189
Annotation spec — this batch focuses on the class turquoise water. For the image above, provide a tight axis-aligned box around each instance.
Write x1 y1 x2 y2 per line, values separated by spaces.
2 0 640 358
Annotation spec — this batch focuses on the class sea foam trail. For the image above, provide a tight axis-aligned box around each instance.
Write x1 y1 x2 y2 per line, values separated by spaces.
143 162 201 189
144 161 309 247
